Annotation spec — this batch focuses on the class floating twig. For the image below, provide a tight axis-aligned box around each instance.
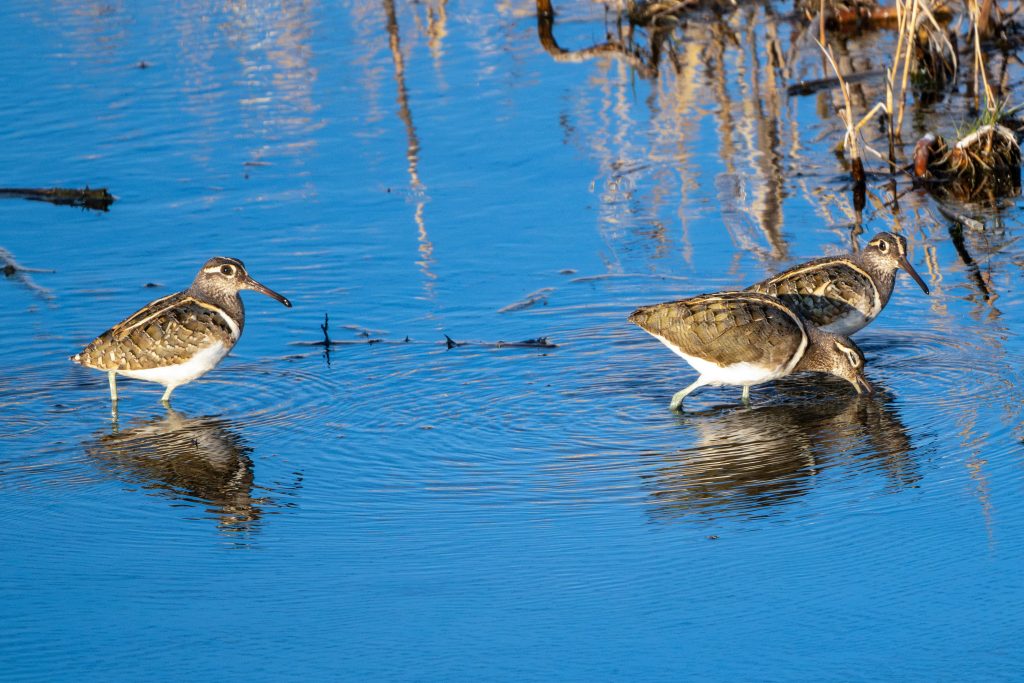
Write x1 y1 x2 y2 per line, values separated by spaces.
289 313 389 347
498 287 555 313
291 338 388 347
569 272 690 284
292 317 555 351
0 247 55 300
0 187 115 211
445 334 557 349
341 324 389 336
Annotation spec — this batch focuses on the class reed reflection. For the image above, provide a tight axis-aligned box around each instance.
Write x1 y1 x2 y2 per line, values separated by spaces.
384 0 437 297
535 1 658 78
642 389 916 522
84 409 267 534
538 2 796 266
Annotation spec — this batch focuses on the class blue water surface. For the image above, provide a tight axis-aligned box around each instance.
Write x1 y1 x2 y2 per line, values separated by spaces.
2 1 1023 679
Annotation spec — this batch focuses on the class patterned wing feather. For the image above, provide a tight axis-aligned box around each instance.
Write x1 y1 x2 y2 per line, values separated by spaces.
629 293 804 368
748 258 877 328
74 294 236 370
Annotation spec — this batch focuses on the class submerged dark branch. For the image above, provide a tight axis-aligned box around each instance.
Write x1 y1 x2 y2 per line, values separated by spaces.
0 247 55 300
0 187 115 211
499 287 555 313
445 334 557 349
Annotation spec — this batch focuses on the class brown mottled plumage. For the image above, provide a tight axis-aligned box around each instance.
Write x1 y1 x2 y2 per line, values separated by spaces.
629 292 871 409
72 256 291 405
73 292 237 371
748 232 930 335
629 292 805 369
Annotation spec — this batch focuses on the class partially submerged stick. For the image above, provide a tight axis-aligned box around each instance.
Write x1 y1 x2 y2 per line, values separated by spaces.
291 314 392 347
291 315 557 350
0 247 55 300
498 287 555 313
0 187 115 211
445 335 557 350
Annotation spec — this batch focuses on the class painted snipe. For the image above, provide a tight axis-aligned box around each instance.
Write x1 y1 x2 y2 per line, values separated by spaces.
748 232 930 336
71 257 291 404
629 292 871 410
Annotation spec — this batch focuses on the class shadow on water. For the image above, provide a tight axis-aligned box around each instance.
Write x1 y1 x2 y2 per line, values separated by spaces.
83 408 273 535
641 388 917 523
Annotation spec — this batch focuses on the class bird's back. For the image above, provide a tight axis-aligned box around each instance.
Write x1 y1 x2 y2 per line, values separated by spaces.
748 256 880 332
629 292 806 369
72 292 238 371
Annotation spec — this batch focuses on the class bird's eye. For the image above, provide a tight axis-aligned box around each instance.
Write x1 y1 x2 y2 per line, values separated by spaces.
221 265 234 276
877 241 889 253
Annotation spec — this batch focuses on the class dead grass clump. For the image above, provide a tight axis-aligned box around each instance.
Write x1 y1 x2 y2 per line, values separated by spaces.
913 120 1022 200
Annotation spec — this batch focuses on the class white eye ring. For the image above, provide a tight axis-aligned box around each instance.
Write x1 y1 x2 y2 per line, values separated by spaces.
836 343 860 368
877 241 889 253
220 265 235 276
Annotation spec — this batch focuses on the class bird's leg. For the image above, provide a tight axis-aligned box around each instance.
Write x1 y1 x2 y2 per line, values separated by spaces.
108 371 118 403
742 385 750 404
670 378 707 411
161 385 175 405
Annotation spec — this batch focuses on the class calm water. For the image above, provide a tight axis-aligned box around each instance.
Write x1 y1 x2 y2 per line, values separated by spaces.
3 1 1024 679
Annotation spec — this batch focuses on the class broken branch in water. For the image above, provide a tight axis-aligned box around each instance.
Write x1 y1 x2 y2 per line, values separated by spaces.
444 334 557 349
321 313 331 346
290 315 556 351
498 287 555 313
0 187 115 211
291 314 392 347
569 272 689 284
0 247 55 300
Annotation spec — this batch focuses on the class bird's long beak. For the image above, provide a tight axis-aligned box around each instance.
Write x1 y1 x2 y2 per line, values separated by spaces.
897 255 930 294
851 373 874 396
245 276 292 307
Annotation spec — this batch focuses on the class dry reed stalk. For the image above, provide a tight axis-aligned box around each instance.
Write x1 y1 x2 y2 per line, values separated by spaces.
892 0 920 139
817 40 889 185
891 0 955 138
819 0 826 46
968 0 997 112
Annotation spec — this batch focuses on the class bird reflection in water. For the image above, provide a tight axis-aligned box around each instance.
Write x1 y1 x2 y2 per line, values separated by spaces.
84 409 269 534
643 386 917 522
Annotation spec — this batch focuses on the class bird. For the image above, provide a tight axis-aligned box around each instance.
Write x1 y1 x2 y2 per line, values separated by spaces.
71 256 291 405
747 232 930 335
629 291 872 410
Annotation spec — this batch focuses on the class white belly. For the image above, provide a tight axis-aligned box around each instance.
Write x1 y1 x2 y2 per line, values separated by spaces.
683 353 787 386
118 343 230 388
652 334 790 387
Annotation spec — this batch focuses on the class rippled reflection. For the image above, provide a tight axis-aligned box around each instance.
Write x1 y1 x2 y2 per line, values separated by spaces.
83 409 268 534
384 0 437 297
642 390 916 522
